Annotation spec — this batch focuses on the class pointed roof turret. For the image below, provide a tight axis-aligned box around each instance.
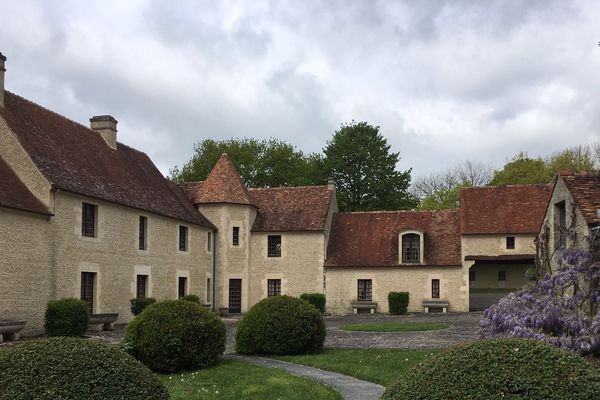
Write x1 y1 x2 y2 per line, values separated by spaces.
194 153 253 205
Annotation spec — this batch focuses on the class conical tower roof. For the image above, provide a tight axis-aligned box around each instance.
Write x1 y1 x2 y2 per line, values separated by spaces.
195 153 253 205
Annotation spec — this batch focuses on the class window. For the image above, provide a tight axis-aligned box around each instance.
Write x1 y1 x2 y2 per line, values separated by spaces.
506 236 515 249
207 232 212 252
232 227 240 246
82 203 97 237
136 275 148 298
402 234 420 263
469 269 476 282
268 279 281 297
139 216 148 250
206 278 211 303
431 279 440 299
268 235 282 257
179 226 188 251
498 271 506 282
178 277 187 299
357 279 372 302
80 272 96 314
554 201 567 249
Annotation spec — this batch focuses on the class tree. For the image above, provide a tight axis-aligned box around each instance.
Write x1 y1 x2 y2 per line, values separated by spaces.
323 121 417 211
169 138 326 187
489 152 552 185
420 184 465 210
547 145 595 173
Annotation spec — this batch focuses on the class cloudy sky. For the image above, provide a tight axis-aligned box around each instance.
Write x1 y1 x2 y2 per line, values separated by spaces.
1 0 599 179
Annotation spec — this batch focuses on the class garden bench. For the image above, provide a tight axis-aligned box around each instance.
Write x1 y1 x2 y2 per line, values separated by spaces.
351 302 377 314
89 313 119 332
422 300 449 313
0 320 26 342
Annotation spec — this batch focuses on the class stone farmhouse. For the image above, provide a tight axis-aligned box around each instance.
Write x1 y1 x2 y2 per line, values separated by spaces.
0 53 554 337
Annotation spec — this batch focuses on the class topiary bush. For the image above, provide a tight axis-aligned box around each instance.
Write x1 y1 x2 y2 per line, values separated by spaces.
0 337 170 400
300 293 326 313
382 338 600 400
130 297 156 316
182 294 200 303
236 295 326 355
123 300 226 373
388 292 409 315
44 298 89 337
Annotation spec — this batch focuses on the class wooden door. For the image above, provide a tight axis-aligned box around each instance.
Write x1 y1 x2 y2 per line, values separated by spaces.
229 279 242 313
81 272 95 314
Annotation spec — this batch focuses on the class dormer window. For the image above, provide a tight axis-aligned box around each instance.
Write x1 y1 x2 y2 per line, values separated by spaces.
400 231 424 264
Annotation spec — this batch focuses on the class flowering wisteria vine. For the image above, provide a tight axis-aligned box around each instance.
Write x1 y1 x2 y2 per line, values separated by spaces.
480 248 600 356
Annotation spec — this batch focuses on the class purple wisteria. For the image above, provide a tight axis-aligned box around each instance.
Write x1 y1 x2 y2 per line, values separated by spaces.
480 249 600 356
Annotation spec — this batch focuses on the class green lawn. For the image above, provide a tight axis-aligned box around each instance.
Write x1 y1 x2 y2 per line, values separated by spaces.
338 321 448 332
274 348 439 386
160 359 342 400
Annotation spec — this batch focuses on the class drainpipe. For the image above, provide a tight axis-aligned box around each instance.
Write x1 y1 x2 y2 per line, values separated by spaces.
212 231 217 312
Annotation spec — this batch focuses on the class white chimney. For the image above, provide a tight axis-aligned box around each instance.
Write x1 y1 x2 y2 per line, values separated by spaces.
0 52 6 107
89 115 118 149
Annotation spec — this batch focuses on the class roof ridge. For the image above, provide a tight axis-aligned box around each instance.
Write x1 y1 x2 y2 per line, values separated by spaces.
341 209 458 215
248 184 328 191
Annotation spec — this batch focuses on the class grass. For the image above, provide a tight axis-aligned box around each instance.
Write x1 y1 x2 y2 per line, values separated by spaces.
274 348 439 386
160 359 342 400
338 321 449 332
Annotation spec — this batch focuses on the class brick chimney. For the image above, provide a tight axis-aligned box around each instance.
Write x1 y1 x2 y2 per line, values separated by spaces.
90 115 118 149
0 52 6 107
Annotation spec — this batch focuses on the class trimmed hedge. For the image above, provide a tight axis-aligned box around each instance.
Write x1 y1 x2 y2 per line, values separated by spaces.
0 337 170 400
236 295 326 355
388 292 409 315
182 294 200 303
300 293 326 313
130 297 156 316
123 300 225 373
382 338 600 400
44 298 89 337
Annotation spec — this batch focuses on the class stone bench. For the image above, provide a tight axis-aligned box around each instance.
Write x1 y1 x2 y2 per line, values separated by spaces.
423 300 449 313
89 313 119 332
351 302 377 314
0 320 26 343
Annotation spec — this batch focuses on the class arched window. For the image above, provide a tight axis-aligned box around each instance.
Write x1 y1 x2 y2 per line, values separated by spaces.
402 233 420 263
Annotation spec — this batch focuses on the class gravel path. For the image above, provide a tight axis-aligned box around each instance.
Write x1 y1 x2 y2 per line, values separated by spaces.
225 354 385 400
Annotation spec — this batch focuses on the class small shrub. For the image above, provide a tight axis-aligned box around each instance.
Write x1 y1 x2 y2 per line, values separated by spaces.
0 337 170 400
388 292 409 315
300 293 326 313
123 300 225 373
130 297 156 316
236 295 325 355
44 298 89 337
382 338 600 400
182 294 200 303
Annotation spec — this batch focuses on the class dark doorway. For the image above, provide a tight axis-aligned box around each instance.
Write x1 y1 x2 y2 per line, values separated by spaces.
81 272 96 314
229 279 242 313
178 277 187 299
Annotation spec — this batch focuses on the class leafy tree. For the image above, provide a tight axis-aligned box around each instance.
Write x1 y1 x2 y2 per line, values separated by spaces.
323 121 417 211
547 145 595 173
489 152 552 185
420 184 466 210
170 138 326 187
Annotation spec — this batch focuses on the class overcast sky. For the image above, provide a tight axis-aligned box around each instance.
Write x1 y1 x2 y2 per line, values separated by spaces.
1 0 599 179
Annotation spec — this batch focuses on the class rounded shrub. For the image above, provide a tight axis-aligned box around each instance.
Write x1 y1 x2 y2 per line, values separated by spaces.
130 297 156 316
388 292 409 315
0 337 170 400
300 293 326 313
44 298 89 337
236 295 326 355
382 338 600 400
123 300 226 373
182 294 200 303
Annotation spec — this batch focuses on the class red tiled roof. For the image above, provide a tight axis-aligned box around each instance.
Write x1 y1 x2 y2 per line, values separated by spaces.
191 153 253 205
0 92 214 228
249 186 333 231
460 185 552 235
559 171 600 226
0 156 51 215
325 210 461 267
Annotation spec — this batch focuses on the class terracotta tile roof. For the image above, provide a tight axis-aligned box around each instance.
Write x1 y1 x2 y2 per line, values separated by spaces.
325 210 461 267
249 186 333 231
0 91 214 228
0 156 51 215
460 185 552 235
559 171 600 226
190 153 253 205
